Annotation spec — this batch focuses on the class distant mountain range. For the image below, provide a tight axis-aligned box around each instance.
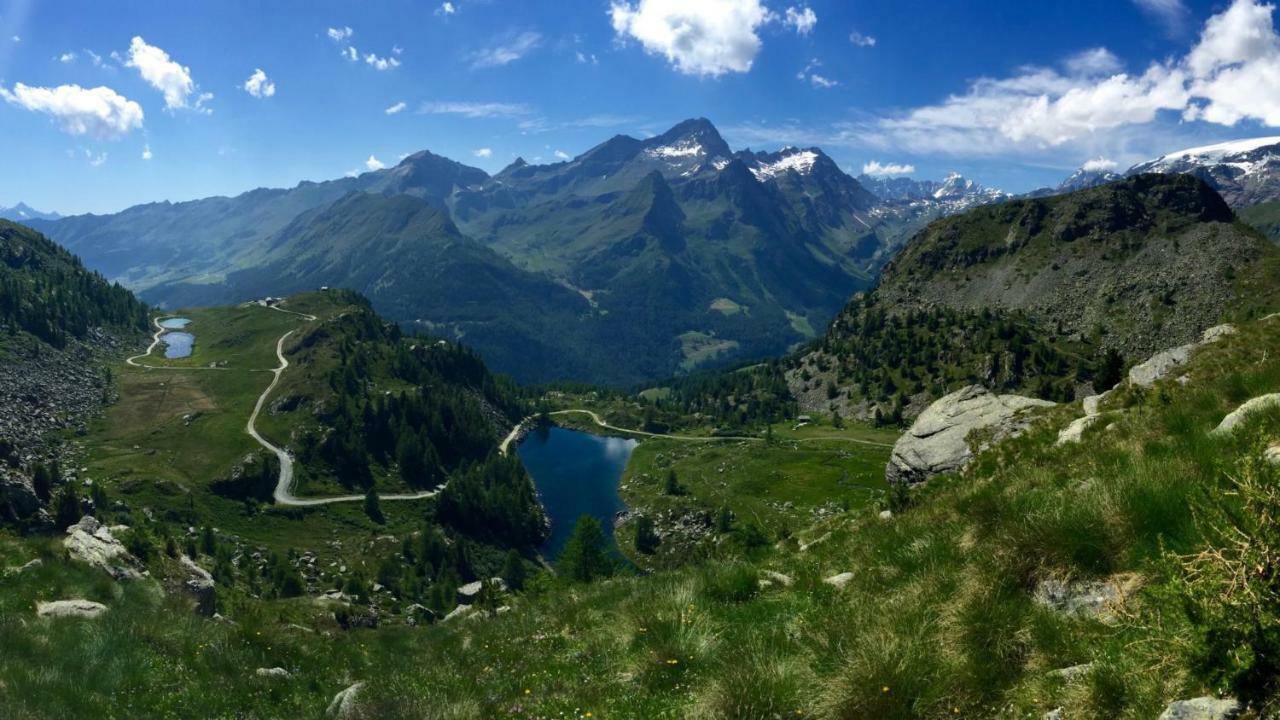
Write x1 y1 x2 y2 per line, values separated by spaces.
23 119 1280 386
0 203 60 222
28 119 916 386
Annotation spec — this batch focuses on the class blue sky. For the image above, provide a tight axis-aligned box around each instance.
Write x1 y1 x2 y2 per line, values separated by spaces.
2 0 1279 213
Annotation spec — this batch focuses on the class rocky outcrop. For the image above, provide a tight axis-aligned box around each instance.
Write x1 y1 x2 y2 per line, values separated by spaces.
823 572 854 589
457 577 507 606
1156 697 1241 720
1212 393 1280 435
1130 324 1237 388
326 682 365 719
1033 574 1139 623
1128 344 1194 387
36 599 108 619
255 667 292 680
64 515 141 580
887 385 1054 484
180 555 216 616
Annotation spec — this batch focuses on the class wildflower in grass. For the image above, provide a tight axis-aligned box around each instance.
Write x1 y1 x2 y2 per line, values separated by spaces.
881 686 889 693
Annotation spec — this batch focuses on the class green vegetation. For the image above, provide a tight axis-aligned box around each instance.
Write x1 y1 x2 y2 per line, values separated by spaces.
1240 198 1280 241
0 219 146 347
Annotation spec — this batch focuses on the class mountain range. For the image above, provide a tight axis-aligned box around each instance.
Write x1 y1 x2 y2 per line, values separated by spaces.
21 120 1280 386
0 203 60 222
26 119 908 386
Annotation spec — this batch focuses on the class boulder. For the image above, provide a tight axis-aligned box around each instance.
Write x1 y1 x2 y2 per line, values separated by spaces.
180 555 217 616
1081 393 1106 416
326 682 365 719
64 515 141 580
456 577 507 605
823 572 855 589
1048 662 1093 683
36 599 108 619
760 570 794 588
255 667 292 680
1201 324 1237 344
886 386 1055 484
1156 697 1240 720
1212 393 1280 435
1128 344 1194 387
1033 574 1138 623
1056 414 1103 446
443 604 476 623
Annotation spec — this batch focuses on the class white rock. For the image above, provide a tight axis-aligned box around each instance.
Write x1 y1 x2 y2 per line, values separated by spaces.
326 682 365 719
255 667 291 679
886 386 1054 484
1212 393 1280 435
1056 414 1102 446
1129 344 1194 387
823 572 855 589
64 515 140 580
1156 697 1241 720
37 599 108 619
761 570 794 587
1201 324 1237 344
878 509 893 520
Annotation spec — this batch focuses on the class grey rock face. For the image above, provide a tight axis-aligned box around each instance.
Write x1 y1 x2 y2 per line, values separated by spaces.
0 474 41 519
255 667 292 680
886 385 1054 484
64 515 141 580
36 599 108 619
1156 697 1241 720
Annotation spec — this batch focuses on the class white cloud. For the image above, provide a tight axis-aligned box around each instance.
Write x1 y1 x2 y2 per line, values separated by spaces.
327 27 354 42
124 36 210 113
11 36 20 43
473 147 493 158
85 50 104 67
418 100 531 117
365 52 401 71
385 101 407 114
365 155 385 171
554 149 571 159
1064 47 1124 77
85 149 107 167
1081 157 1118 172
797 58 838 88
141 144 153 160
243 69 276 98
849 31 877 47
0 83 144 139
58 52 77 64
609 0 772 77
576 51 599 64
343 46 358 62
783 6 818 35
471 31 541 69
862 160 915 176
437 2 457 15
1134 0 1191 36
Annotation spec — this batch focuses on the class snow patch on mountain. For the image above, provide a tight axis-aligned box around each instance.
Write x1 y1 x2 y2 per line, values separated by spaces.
750 149 819 181
646 140 706 159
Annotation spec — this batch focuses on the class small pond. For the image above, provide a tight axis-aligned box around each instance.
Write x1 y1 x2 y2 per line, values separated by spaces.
517 426 638 560
159 317 193 359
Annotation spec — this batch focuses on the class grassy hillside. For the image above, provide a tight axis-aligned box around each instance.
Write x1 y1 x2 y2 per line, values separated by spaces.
1240 199 1280 241
5 306 1280 717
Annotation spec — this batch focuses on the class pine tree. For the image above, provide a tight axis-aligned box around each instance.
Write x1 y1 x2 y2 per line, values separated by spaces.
634 515 659 554
558 515 611 583
31 463 52 502
51 485 82 530
364 487 384 524
664 469 682 496
501 550 526 591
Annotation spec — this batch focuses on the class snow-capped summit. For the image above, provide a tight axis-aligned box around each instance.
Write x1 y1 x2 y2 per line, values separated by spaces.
1127 137 1280 207
0 202 61 222
748 148 821 181
1057 166 1123 193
